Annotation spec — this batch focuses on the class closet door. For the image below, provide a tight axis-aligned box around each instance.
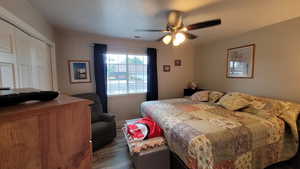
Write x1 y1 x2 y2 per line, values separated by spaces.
0 19 17 88
0 20 16 58
38 41 52 90
0 19 53 91
0 63 15 88
15 29 33 88
31 38 52 90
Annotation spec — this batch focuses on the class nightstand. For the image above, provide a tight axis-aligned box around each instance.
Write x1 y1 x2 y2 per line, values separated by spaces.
184 88 204 97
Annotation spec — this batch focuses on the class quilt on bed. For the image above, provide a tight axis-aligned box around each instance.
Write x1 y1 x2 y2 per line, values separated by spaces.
141 95 300 169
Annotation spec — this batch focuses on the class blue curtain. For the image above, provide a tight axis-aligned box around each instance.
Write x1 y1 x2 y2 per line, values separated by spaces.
94 44 108 112
146 48 158 101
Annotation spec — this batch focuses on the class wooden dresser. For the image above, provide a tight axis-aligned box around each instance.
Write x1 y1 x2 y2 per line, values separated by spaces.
0 95 92 169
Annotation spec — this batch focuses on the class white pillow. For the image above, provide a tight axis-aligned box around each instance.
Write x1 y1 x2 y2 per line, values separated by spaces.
191 91 209 102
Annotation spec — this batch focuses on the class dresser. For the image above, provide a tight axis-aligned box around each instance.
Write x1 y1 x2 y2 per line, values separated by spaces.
0 95 92 169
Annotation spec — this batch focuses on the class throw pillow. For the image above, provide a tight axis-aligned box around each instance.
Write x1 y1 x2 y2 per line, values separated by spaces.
217 92 251 111
209 91 225 103
191 91 209 102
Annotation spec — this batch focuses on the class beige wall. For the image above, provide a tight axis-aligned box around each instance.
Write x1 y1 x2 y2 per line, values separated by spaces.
0 0 54 41
55 29 195 121
195 17 300 102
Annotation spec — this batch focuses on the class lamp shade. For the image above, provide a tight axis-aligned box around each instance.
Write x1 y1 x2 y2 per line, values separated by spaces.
162 35 172 45
172 32 185 46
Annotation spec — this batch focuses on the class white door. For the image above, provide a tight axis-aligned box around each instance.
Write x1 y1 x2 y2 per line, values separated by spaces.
38 41 52 90
0 20 16 57
31 38 52 90
15 29 33 88
0 19 53 91
0 19 17 89
0 63 15 88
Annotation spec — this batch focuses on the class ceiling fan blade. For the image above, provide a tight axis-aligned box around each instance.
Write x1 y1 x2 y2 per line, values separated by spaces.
183 32 197 40
187 19 221 30
135 29 169 33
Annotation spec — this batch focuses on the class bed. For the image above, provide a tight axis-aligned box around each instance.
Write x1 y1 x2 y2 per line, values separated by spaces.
140 93 300 169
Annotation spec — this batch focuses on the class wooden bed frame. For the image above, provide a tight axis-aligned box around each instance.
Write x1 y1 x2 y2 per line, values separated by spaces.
170 151 300 169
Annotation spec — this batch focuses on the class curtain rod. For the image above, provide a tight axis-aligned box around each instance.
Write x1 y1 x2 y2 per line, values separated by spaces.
88 43 157 51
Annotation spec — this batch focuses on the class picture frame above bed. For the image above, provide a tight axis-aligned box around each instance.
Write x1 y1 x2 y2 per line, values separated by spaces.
226 44 255 78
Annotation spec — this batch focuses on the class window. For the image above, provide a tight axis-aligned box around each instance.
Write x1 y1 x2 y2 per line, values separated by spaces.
106 53 147 95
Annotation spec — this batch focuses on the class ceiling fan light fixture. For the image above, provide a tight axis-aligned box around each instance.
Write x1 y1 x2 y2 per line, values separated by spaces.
181 27 188 32
172 40 181 46
162 34 172 45
172 32 186 46
138 11 221 46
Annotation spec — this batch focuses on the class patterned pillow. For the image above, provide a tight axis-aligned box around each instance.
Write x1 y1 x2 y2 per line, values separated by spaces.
191 91 209 102
208 91 225 103
217 92 251 111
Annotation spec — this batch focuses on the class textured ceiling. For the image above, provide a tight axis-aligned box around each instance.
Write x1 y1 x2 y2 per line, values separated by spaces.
28 0 300 44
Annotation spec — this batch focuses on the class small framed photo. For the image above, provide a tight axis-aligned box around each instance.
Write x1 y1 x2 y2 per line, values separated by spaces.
227 44 255 78
174 60 182 66
163 65 171 72
68 60 91 83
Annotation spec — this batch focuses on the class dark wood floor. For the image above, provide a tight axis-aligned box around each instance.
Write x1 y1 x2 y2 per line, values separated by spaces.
93 128 134 169
92 128 297 169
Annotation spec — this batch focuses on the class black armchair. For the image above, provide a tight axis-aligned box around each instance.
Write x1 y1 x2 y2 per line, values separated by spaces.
73 93 116 151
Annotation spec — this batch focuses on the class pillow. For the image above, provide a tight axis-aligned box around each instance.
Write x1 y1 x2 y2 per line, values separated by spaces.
217 92 251 111
209 91 224 103
191 91 209 102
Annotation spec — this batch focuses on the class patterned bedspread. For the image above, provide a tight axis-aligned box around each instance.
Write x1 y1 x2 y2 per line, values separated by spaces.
141 97 300 169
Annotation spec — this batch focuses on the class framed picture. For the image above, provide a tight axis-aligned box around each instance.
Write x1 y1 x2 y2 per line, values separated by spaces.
226 44 255 78
174 60 182 66
163 65 171 72
68 60 91 83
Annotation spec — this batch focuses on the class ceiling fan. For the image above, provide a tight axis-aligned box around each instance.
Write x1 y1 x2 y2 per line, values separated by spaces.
136 10 221 46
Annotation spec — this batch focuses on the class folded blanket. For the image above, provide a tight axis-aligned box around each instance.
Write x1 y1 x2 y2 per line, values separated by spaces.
127 116 164 141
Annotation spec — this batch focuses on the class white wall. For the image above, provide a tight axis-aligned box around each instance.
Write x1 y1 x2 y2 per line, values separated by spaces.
0 0 54 41
195 17 300 102
55 29 195 122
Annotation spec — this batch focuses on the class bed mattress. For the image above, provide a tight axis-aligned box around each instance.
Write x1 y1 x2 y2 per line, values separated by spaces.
141 98 300 169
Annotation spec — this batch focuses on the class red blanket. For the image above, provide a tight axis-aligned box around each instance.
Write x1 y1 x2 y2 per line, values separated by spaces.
127 116 163 141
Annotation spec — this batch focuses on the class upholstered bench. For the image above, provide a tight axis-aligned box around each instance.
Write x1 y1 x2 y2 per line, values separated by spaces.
123 119 170 169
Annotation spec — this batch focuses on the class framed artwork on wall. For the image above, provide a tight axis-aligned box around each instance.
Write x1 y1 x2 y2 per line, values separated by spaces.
163 65 171 72
226 44 255 78
68 60 91 83
174 59 182 66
